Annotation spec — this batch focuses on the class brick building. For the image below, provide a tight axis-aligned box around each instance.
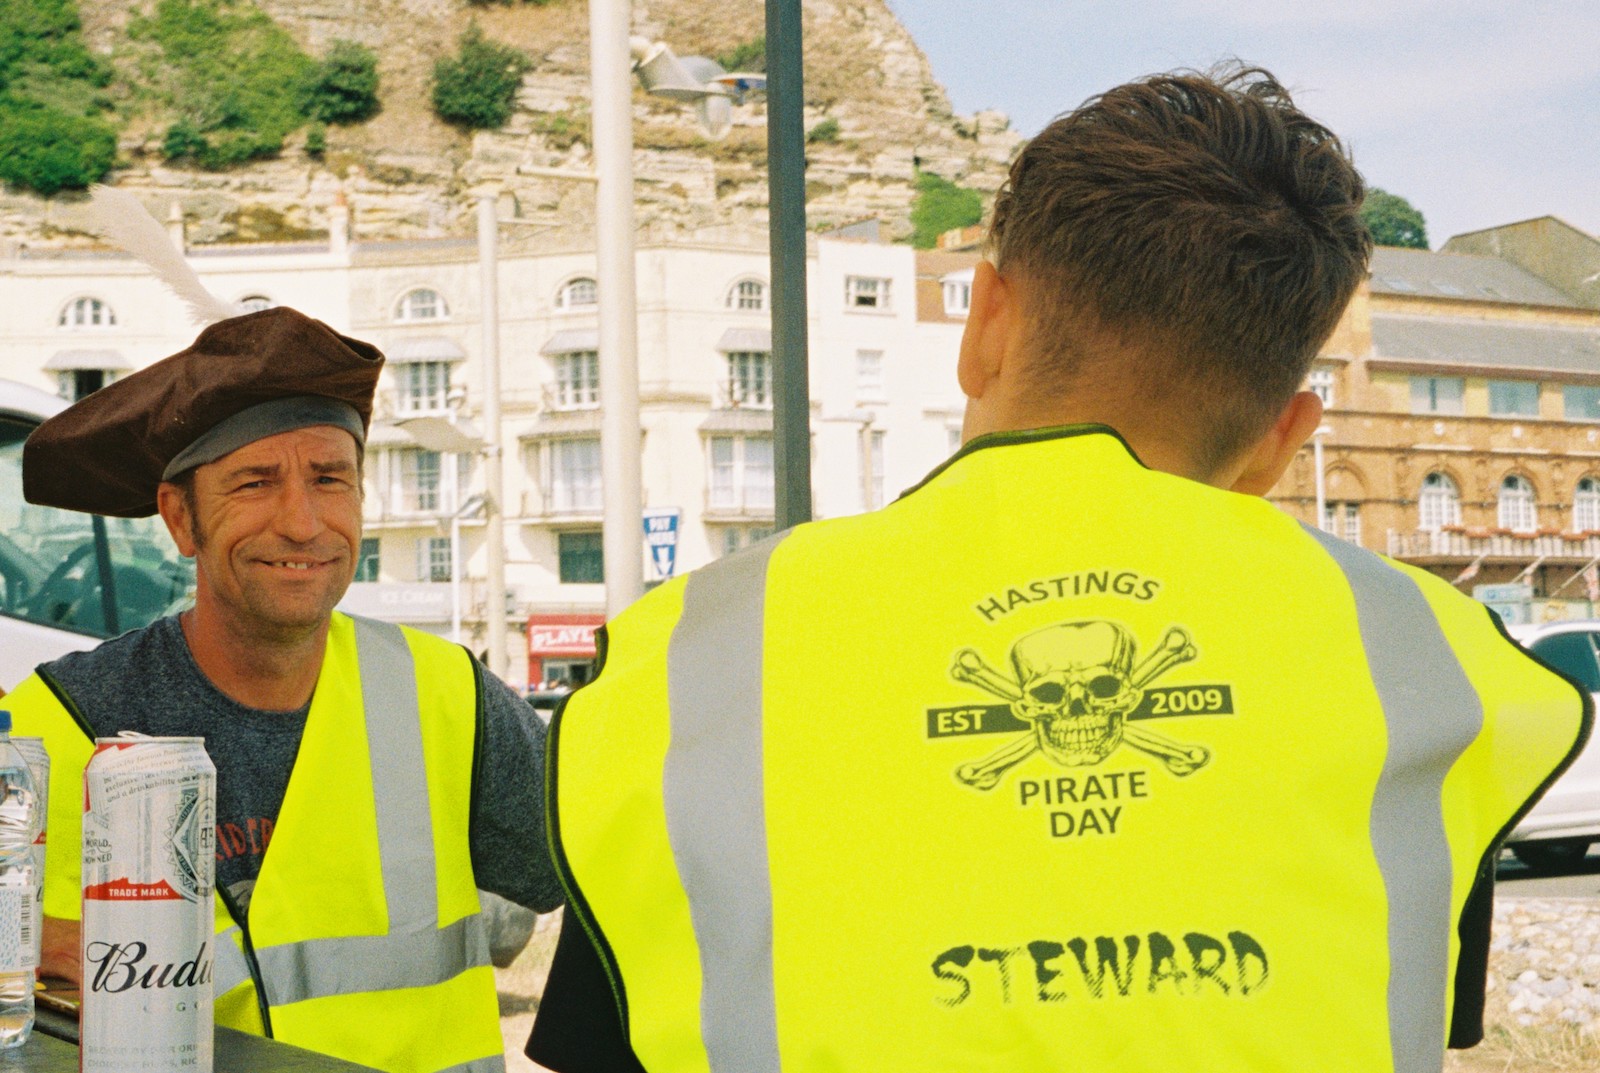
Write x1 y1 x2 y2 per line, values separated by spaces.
1269 219 1600 620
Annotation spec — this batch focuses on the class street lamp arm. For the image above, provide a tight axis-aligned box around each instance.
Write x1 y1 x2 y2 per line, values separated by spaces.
515 165 598 184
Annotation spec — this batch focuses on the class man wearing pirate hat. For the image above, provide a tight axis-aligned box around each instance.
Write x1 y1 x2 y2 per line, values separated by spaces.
7 306 559 1073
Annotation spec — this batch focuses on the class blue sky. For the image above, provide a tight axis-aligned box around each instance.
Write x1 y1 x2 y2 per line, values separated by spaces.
887 0 1600 248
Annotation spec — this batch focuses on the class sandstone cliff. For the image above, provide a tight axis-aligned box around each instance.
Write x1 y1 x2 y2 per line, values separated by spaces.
2 0 1020 247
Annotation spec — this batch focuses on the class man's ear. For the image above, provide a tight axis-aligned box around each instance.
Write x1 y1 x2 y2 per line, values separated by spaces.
1227 391 1325 497
156 481 198 558
957 261 1015 401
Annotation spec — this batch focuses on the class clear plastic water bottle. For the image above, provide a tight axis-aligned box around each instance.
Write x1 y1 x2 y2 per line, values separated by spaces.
0 712 38 1049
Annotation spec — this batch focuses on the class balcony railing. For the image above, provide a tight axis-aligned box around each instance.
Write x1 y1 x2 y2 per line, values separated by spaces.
714 380 772 410
541 383 599 411
362 488 449 525
705 486 775 519
520 489 604 520
1387 528 1600 560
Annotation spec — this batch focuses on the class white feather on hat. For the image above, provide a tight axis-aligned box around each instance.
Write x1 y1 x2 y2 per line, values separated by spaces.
89 185 241 325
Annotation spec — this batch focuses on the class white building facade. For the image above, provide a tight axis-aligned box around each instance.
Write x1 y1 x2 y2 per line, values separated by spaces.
0 220 976 686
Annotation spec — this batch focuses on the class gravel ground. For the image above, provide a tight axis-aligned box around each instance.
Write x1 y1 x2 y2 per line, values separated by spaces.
495 910 561 1073
1453 896 1600 1071
1492 898 1600 1029
494 900 1600 1072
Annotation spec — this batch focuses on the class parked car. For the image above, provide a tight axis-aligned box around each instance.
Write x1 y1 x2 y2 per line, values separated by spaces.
524 688 571 721
0 378 195 689
1505 619 1600 870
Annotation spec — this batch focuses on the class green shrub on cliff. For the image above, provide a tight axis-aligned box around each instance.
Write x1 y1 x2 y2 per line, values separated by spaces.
431 24 531 130
716 37 766 74
0 0 113 97
303 40 380 125
0 101 116 194
131 0 312 168
0 0 118 193
910 170 984 249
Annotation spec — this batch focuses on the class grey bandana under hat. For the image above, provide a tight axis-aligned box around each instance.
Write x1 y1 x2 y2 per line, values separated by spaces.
161 396 365 480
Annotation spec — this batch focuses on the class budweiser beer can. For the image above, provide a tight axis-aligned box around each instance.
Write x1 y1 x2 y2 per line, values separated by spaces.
12 738 47 976
82 736 215 1073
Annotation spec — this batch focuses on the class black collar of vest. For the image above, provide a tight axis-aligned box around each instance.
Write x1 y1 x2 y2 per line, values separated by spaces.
898 422 1148 502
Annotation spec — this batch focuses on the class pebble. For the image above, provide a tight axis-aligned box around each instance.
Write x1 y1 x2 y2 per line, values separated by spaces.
1494 898 1600 1030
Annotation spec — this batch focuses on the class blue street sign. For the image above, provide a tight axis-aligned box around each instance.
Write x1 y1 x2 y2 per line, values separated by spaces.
1473 583 1533 604
644 508 682 581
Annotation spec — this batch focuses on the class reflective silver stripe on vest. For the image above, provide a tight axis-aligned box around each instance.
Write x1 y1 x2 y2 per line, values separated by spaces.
435 1057 507 1073
353 615 439 931
664 536 789 1073
1306 528 1483 1073
249 616 483 1008
256 913 491 1005
214 925 251 994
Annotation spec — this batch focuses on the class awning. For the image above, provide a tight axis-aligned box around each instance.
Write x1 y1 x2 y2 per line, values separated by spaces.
387 337 466 363
716 327 771 352
519 410 604 438
339 583 451 624
364 421 415 447
44 349 130 371
541 330 599 355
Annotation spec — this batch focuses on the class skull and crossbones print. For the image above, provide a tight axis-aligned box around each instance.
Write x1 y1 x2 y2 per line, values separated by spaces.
950 620 1212 790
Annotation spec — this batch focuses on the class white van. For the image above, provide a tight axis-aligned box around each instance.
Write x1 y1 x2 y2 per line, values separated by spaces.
0 378 194 689
1505 619 1600 870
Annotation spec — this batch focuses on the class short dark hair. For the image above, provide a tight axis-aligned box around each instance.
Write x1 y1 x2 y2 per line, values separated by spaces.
168 468 205 550
988 64 1371 471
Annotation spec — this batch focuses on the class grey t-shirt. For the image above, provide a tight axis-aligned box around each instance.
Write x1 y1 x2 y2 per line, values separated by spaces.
41 616 563 916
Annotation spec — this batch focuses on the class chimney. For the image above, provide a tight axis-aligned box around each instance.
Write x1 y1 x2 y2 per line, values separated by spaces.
936 224 984 252
166 202 186 251
328 192 351 256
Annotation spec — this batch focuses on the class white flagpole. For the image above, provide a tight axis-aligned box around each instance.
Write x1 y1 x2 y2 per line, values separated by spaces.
1512 555 1548 585
1550 554 1600 596
1452 552 1488 587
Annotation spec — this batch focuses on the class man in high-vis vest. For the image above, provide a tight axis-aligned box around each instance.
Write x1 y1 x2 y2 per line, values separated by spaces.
9 307 562 1073
527 66 1592 1072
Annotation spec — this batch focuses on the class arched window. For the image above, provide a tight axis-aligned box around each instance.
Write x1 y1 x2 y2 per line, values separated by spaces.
557 277 597 310
727 278 766 311
58 297 116 329
238 295 274 313
1498 474 1537 532
1419 472 1461 531
1577 478 1600 532
394 288 448 322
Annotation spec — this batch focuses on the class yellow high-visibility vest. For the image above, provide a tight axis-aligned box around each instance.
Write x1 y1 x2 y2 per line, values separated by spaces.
550 425 1590 1073
10 613 504 1073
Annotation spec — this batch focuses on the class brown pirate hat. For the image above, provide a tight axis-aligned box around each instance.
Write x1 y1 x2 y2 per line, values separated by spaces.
24 307 384 518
